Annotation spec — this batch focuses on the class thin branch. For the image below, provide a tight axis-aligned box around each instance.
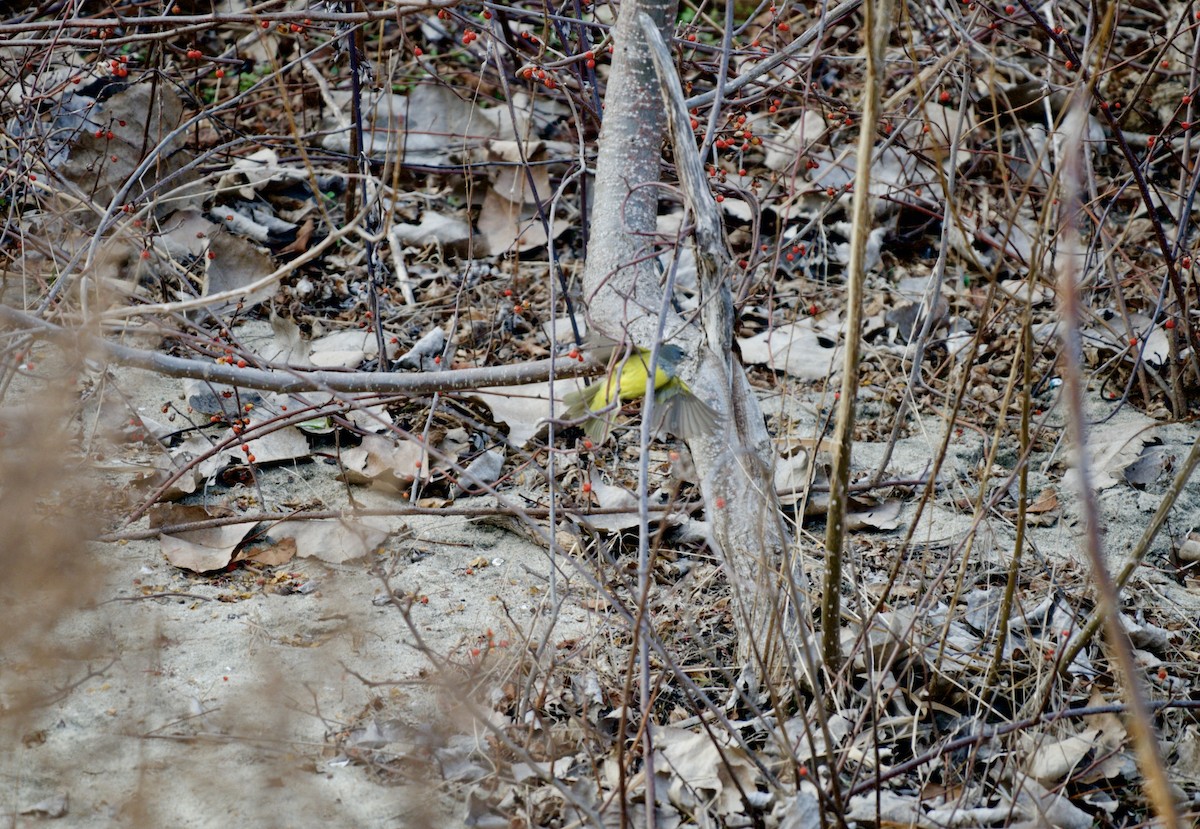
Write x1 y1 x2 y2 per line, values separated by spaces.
0 304 595 395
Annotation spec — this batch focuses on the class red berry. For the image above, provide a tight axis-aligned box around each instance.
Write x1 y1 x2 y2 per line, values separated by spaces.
1165 319 1176 329
939 90 951 103
1004 4 1015 12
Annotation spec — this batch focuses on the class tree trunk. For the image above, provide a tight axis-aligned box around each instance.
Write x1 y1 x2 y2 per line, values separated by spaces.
583 0 813 697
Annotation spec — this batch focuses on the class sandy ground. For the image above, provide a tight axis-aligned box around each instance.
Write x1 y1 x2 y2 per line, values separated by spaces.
3 330 1198 828
0 344 607 828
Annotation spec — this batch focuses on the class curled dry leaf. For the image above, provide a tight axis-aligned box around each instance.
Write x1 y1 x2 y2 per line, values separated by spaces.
1027 488 1059 513
270 517 392 564
338 434 429 491
308 329 379 369
236 536 297 567
653 726 760 818
845 497 904 531
202 232 276 312
152 503 252 572
738 321 840 381
470 379 579 447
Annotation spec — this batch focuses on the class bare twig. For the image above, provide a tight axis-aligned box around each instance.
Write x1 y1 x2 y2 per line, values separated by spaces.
821 0 893 669
1056 102 1181 829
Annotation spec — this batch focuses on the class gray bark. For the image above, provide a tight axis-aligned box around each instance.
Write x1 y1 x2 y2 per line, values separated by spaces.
583 0 813 693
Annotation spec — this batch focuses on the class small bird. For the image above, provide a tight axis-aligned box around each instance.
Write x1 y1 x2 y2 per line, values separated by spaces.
563 342 716 444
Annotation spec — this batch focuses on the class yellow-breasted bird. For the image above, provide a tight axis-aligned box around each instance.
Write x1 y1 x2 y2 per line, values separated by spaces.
563 342 716 444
